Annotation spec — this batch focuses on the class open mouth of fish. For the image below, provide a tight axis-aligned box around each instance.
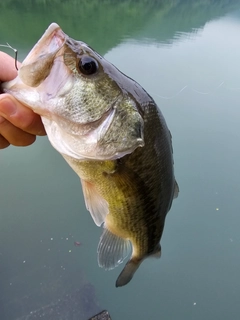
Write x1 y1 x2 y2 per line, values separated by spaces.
2 23 74 116
2 23 144 161
3 23 116 124
0 24 66 93
19 23 67 86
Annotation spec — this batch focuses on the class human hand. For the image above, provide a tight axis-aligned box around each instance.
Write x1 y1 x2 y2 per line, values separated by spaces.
0 51 46 149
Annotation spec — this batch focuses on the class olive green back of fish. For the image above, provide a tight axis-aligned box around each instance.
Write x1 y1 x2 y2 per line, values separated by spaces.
2 23 178 287
63 97 177 286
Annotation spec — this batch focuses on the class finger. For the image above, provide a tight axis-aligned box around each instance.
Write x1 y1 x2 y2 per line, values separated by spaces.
0 116 36 147
0 94 46 136
0 52 19 81
0 134 10 149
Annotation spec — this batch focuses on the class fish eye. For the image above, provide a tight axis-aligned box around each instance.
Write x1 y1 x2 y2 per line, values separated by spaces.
78 55 98 75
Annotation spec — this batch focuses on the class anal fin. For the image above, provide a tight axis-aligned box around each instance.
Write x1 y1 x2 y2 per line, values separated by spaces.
97 227 131 270
81 179 109 227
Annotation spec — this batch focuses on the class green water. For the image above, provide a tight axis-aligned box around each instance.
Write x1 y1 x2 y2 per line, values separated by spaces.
1 1 240 319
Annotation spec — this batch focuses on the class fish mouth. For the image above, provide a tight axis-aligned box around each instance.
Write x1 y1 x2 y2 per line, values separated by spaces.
21 23 66 67
2 23 71 114
16 23 67 88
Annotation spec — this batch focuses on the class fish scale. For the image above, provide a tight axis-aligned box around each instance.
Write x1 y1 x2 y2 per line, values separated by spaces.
3 23 178 287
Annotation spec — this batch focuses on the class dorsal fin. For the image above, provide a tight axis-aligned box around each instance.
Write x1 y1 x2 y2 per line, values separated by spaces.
81 179 109 227
97 227 131 270
174 180 179 199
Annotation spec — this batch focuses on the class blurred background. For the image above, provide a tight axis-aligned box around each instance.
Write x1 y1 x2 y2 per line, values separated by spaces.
0 1 240 319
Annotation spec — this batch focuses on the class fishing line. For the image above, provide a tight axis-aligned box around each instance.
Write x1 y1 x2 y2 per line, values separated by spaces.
151 81 226 100
0 43 19 70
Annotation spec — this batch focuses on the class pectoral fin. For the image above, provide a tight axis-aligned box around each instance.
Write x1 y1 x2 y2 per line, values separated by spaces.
97 227 131 270
81 179 109 227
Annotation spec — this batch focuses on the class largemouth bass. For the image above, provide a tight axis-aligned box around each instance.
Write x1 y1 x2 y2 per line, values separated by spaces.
3 23 179 287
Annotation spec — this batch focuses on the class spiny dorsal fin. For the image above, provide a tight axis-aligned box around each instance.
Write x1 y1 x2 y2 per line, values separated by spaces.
81 179 109 227
97 227 131 270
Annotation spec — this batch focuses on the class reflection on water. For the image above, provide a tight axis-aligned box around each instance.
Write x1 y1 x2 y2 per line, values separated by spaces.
1 1 240 319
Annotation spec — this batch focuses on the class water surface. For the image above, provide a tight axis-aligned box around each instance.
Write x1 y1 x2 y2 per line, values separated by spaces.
0 1 240 319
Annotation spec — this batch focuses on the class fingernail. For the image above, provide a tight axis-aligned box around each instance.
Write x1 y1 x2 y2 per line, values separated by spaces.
0 96 17 117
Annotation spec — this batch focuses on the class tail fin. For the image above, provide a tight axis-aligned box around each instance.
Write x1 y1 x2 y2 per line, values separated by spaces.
115 244 162 287
115 258 141 287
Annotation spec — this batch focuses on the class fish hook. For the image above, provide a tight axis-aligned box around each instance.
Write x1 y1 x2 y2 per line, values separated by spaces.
0 42 19 70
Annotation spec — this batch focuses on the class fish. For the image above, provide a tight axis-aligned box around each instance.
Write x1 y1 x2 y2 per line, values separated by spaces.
2 23 179 287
